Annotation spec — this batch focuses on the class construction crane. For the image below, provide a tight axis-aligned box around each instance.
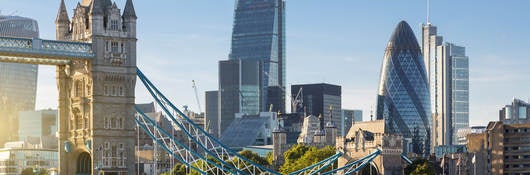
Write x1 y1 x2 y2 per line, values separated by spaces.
192 80 202 113
292 87 303 113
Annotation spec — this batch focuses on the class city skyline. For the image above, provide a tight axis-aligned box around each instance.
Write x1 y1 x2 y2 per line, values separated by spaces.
3 0 529 127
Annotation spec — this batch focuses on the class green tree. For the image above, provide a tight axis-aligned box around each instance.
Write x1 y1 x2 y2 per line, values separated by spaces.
161 161 187 175
266 151 273 165
279 145 336 174
282 144 311 165
404 159 436 175
21 168 33 175
21 168 48 175
164 150 270 175
238 150 269 166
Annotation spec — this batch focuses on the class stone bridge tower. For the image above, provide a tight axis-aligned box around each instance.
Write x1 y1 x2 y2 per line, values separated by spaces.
55 0 137 174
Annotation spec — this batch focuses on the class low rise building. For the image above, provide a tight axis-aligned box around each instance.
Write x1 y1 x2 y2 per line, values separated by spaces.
0 148 57 175
220 112 278 148
456 126 486 145
467 121 530 175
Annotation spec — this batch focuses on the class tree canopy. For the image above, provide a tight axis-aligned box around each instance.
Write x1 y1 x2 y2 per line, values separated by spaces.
279 144 336 174
163 149 270 175
404 159 436 175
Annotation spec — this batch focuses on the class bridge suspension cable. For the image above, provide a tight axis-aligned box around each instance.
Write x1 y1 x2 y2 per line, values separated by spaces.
135 107 236 174
320 148 381 175
135 68 379 175
137 68 277 175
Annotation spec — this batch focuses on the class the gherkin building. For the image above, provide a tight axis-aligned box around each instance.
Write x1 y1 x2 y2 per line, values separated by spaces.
376 21 431 155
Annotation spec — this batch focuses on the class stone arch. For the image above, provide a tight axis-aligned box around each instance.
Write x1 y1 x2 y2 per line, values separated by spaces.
359 161 380 175
76 152 91 175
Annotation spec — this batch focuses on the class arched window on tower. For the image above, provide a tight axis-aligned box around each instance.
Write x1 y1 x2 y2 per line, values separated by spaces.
75 80 83 97
111 117 116 128
118 118 123 129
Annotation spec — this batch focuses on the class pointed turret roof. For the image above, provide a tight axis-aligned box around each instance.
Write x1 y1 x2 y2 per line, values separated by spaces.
56 0 70 23
89 0 103 15
89 0 112 15
386 20 421 51
123 0 137 19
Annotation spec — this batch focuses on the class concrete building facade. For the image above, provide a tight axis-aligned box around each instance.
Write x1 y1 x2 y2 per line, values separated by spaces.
467 100 530 175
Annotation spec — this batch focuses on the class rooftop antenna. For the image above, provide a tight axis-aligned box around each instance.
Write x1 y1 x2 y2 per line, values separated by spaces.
426 0 430 24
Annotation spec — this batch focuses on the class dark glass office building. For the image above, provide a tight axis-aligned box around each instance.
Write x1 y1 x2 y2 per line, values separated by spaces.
376 21 431 155
291 83 342 135
218 59 262 135
205 91 219 137
229 0 286 113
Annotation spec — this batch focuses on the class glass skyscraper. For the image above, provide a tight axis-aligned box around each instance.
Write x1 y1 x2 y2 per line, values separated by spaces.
218 0 285 136
376 21 431 155
422 22 470 148
219 59 262 135
229 0 286 113
434 42 469 145
0 15 39 146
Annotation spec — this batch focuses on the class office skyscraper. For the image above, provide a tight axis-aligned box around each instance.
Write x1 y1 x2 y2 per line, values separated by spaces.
218 0 285 135
228 0 286 113
376 21 431 155
422 22 469 148
434 42 469 145
421 23 443 83
218 59 262 135
205 90 219 137
0 15 39 146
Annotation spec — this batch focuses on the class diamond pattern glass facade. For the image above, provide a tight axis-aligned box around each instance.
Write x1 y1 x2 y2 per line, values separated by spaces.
376 21 431 155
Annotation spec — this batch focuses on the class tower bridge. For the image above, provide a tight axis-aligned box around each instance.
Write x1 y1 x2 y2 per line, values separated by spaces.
0 0 408 174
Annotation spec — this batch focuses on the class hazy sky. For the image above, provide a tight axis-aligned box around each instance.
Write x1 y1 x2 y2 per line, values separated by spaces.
2 0 529 126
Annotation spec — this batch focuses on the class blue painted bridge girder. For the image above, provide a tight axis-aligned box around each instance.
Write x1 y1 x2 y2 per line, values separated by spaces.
0 36 94 65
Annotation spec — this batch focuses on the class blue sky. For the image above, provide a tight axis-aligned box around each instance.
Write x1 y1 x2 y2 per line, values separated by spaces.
2 0 529 126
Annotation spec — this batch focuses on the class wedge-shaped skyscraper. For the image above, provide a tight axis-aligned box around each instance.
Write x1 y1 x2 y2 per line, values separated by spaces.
376 21 431 155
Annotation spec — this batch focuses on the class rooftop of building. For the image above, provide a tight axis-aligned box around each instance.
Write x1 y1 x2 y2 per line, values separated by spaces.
219 116 269 148
346 119 386 138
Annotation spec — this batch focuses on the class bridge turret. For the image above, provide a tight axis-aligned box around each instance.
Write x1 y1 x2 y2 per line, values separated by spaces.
87 0 106 35
55 0 138 174
122 0 137 38
55 0 71 41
